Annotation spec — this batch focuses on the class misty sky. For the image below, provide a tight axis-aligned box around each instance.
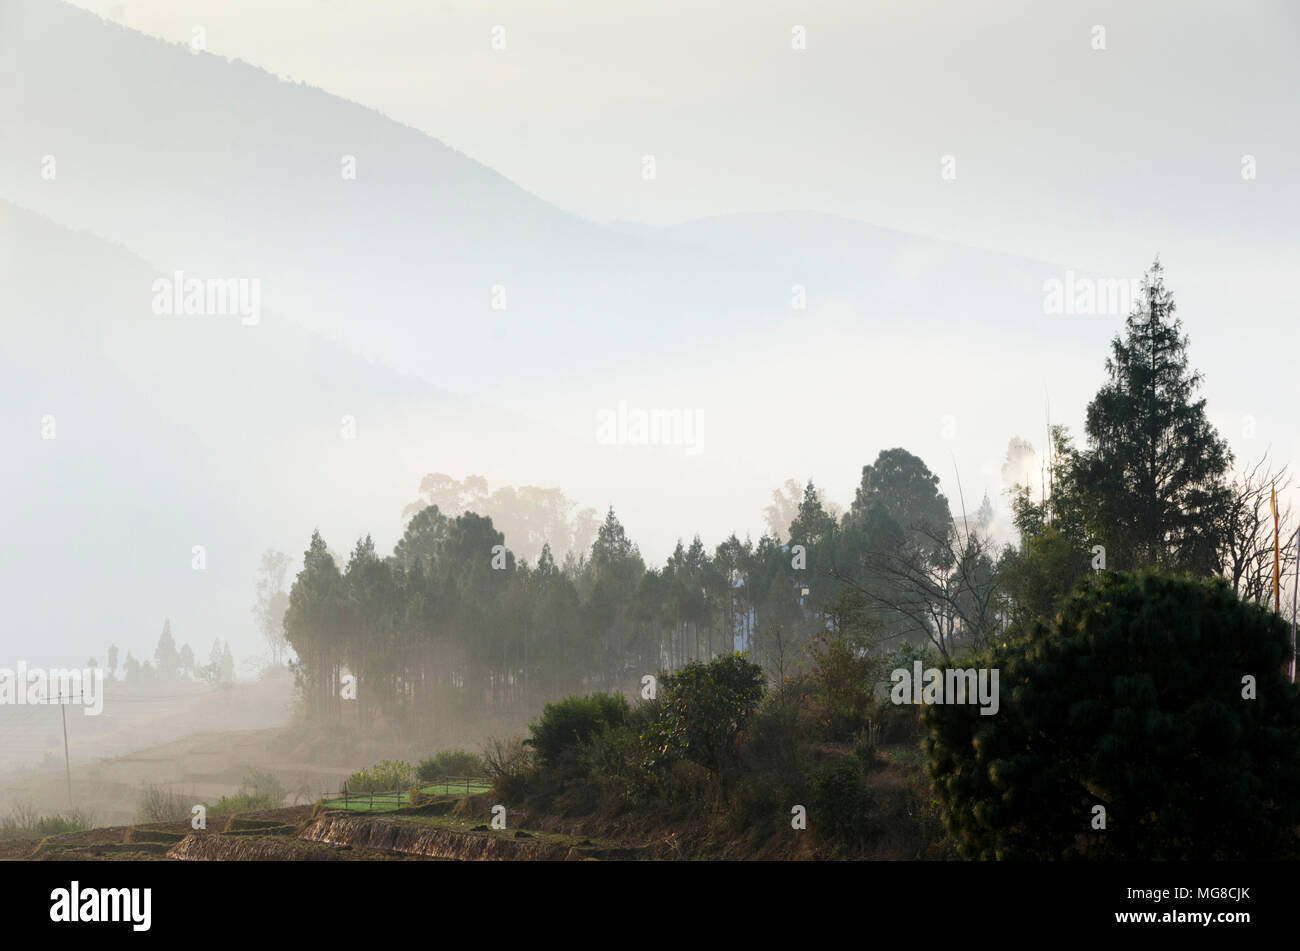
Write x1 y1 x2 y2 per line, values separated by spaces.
61 0 1300 467
67 0 1299 267
5 0 1299 670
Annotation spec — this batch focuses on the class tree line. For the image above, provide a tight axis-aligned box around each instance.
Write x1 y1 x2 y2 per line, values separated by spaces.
282 259 1296 741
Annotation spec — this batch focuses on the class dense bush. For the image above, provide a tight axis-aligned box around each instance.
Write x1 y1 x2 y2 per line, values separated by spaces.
811 754 873 847
582 708 655 803
811 633 880 741
650 654 766 790
926 570 1300 860
35 813 91 836
527 693 630 770
342 760 414 794
722 678 813 839
416 749 484 782
206 792 282 816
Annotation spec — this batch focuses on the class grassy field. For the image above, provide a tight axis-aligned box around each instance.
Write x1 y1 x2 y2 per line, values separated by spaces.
321 781 491 812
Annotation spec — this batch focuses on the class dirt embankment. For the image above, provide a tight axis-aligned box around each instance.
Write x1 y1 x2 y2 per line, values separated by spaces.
297 814 580 860
165 831 429 861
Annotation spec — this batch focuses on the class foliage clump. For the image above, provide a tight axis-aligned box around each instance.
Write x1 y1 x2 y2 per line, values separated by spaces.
925 570 1300 860
416 749 484 782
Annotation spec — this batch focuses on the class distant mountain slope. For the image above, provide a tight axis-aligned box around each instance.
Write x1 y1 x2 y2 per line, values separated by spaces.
0 199 576 669
0 2 1133 673
0 0 1079 399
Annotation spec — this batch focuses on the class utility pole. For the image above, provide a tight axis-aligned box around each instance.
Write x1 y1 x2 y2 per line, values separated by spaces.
59 693 73 810
1291 527 1298 684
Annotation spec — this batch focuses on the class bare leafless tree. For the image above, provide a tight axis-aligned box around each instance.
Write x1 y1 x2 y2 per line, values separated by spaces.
1219 452 1297 608
830 517 1003 663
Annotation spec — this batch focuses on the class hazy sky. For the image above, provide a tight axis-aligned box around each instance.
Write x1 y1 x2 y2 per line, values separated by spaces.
60 1 1300 408
67 0 1299 267
7 0 1299 670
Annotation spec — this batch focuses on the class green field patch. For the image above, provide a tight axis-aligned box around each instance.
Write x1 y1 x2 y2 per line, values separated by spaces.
320 781 490 813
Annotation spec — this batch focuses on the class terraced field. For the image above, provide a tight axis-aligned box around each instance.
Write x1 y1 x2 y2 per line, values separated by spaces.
4 797 645 861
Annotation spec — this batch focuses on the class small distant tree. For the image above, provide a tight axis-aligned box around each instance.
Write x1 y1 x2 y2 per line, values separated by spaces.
178 643 196 679
106 644 119 681
154 617 180 681
220 642 236 683
199 640 228 686
253 549 291 666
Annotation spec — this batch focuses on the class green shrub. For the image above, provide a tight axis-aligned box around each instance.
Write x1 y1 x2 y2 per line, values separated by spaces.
527 693 630 770
1 804 96 839
35 812 91 836
416 749 484 782
583 713 657 805
206 792 282 816
342 760 414 794
926 570 1300 860
811 633 880 741
652 654 766 800
811 754 872 847
729 678 811 823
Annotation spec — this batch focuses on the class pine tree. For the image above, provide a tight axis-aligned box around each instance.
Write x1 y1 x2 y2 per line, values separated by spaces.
220 641 236 683
154 617 179 680
179 643 195 678
207 640 223 683
1074 259 1232 573
788 480 836 547
591 507 636 572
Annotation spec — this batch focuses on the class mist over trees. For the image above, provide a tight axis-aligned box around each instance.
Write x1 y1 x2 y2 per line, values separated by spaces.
280 260 1296 751
278 445 1025 739
402 474 599 564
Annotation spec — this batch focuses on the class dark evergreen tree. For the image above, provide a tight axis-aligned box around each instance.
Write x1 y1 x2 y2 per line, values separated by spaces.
1074 259 1232 573
926 571 1300 860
